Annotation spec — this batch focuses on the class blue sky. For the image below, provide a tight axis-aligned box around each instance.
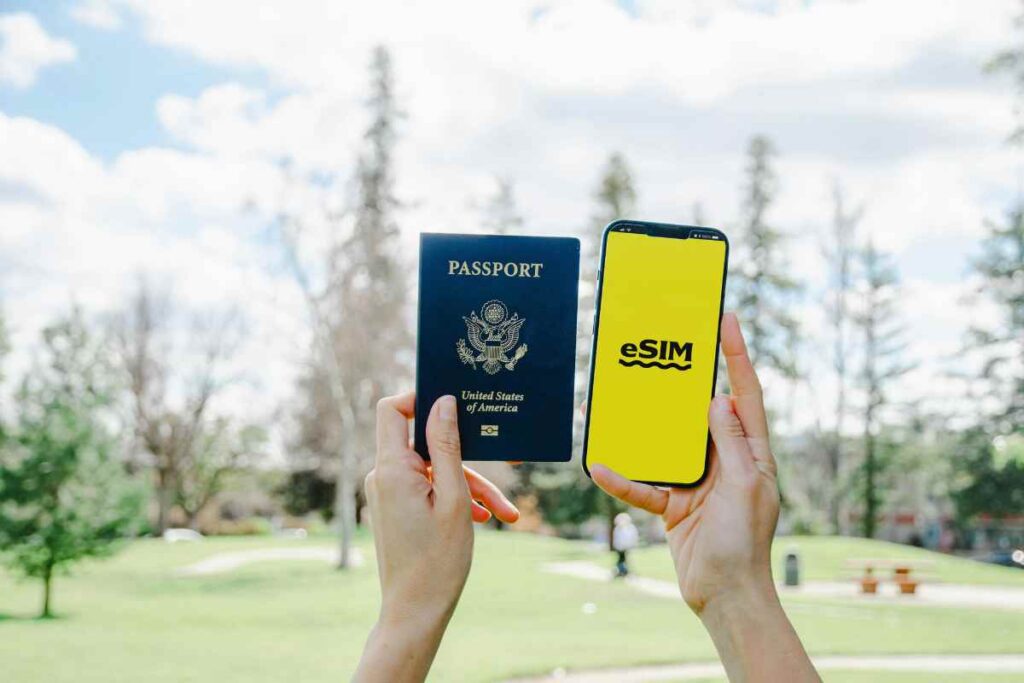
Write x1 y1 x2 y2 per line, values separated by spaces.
0 0 1021 435
0 0 267 158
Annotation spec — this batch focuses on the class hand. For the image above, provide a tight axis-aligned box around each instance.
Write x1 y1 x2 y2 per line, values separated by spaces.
590 312 778 613
590 312 818 682
354 392 519 683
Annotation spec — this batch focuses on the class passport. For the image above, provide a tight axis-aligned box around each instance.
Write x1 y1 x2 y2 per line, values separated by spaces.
415 233 581 462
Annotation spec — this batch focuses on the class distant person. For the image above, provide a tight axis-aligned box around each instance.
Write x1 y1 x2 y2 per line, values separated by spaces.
354 313 821 682
612 512 639 578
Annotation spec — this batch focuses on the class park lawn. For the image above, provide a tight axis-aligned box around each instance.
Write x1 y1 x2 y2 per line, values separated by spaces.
685 674 1024 683
630 534 1024 587
0 531 1021 682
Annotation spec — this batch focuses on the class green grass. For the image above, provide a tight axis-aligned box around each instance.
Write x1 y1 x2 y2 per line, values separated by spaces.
631 535 1024 586
1 532 1022 682
685 675 1024 683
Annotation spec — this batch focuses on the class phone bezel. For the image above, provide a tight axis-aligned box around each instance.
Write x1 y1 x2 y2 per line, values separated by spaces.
581 219 730 488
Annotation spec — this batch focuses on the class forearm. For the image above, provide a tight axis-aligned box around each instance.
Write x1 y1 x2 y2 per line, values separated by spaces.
352 607 452 683
699 580 820 683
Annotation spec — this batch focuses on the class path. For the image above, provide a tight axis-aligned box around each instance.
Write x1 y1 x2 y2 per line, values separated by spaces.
177 546 363 576
506 654 1024 682
543 561 1024 610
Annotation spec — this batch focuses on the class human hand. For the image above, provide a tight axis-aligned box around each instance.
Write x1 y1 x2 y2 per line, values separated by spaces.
354 392 519 683
590 312 779 614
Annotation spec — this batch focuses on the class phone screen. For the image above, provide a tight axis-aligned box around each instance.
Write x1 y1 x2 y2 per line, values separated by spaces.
583 224 728 486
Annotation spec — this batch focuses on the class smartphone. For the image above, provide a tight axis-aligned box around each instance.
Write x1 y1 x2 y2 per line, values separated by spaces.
582 220 729 487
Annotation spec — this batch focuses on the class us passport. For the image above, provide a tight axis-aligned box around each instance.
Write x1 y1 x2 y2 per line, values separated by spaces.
415 233 581 462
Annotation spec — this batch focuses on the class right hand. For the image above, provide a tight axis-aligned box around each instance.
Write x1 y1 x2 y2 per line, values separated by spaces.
590 312 780 615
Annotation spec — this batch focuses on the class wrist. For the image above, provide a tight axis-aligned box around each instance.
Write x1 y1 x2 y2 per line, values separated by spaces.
698 572 780 628
377 596 455 643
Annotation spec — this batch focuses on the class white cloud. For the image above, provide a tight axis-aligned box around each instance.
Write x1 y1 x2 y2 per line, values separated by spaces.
0 12 76 88
70 0 123 30
3 0 1023 436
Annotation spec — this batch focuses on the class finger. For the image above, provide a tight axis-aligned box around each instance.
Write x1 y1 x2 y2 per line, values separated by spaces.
708 395 756 480
425 395 470 504
465 466 520 524
720 313 769 441
579 401 587 417
376 392 416 462
591 463 669 515
471 501 492 523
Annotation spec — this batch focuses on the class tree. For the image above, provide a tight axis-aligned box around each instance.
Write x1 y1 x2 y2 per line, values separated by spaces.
482 177 524 235
283 45 408 569
952 22 1024 526
175 418 265 529
822 182 863 533
0 310 141 617
986 1 1024 146
854 240 911 538
113 281 242 532
730 136 801 380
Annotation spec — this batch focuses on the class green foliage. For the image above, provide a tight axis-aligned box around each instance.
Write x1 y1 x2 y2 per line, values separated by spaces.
953 427 1024 523
0 310 143 616
855 241 912 538
966 207 1024 435
278 468 336 521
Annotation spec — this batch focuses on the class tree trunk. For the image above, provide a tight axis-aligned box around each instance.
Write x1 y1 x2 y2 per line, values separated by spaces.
336 442 357 570
41 562 53 619
156 467 173 534
862 411 877 539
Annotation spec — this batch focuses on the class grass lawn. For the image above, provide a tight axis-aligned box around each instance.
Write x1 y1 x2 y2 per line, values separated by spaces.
0 531 1022 682
631 534 1024 586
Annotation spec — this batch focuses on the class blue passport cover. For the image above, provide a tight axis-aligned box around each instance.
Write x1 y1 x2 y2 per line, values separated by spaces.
415 233 580 462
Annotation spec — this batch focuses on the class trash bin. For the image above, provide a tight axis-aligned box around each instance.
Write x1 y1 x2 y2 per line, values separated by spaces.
784 551 800 587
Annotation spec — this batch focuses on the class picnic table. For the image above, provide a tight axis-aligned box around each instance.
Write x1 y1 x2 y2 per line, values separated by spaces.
843 558 936 595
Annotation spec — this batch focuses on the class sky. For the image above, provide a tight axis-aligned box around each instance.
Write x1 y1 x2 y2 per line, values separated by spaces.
0 0 1021 443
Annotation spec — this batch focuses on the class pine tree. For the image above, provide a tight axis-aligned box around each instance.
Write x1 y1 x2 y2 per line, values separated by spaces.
514 153 636 538
854 241 910 538
730 136 801 380
953 17 1024 523
0 310 142 617
823 183 863 533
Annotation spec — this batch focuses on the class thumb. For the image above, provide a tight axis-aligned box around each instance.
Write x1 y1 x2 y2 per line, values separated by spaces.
708 395 756 481
425 395 470 505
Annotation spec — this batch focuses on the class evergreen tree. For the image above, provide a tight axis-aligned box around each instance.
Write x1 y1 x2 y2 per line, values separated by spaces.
953 19 1024 525
854 241 911 538
730 136 800 379
482 177 524 235
0 310 142 617
823 183 863 533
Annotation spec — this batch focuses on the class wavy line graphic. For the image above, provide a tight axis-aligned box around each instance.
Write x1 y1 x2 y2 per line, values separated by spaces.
618 359 692 371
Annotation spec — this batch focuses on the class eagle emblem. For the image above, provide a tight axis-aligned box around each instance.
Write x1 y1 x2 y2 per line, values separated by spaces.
456 299 528 375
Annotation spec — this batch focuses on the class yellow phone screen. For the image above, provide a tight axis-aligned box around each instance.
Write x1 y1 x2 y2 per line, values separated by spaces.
584 227 727 486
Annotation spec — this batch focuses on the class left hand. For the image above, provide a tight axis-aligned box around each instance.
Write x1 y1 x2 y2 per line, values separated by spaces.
355 392 519 683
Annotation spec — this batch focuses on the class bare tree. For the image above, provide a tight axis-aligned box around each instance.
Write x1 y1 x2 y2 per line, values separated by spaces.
281 45 408 569
113 280 243 532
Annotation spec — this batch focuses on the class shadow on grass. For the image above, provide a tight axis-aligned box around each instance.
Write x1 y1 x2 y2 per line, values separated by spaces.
0 611 68 623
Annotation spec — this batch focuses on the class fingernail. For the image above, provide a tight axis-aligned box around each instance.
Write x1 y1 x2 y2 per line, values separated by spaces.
439 395 456 421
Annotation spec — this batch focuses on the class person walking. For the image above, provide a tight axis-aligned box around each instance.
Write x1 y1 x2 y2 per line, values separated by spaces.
612 511 639 578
